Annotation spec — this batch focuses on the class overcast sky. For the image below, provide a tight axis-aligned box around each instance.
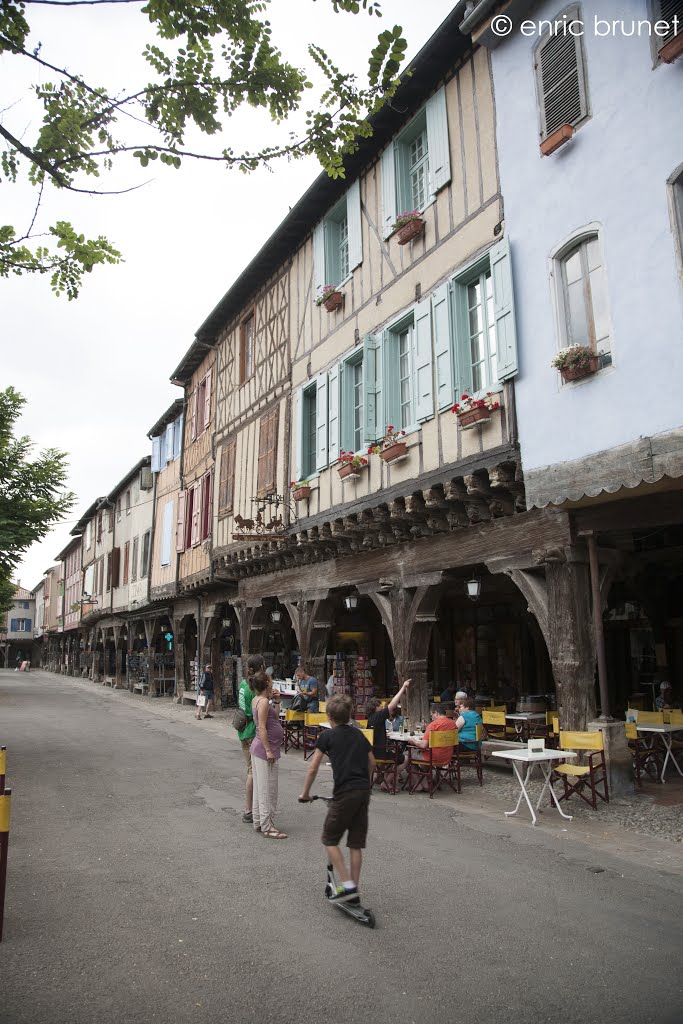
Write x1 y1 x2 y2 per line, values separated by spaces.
2 0 455 592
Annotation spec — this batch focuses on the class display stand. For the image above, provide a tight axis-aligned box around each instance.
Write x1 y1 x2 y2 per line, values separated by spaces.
326 652 373 716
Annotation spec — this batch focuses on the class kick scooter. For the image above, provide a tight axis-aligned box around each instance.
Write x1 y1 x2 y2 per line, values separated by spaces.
299 795 376 929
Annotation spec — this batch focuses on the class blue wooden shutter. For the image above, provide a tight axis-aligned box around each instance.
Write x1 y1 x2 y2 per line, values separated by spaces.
362 334 382 444
491 236 519 381
347 180 363 271
414 298 434 422
426 86 451 196
432 282 454 410
452 282 474 401
25 619 32 632
382 331 400 433
294 387 304 482
151 437 161 473
328 363 340 463
10 619 17 632
381 145 397 239
313 221 326 295
315 372 328 471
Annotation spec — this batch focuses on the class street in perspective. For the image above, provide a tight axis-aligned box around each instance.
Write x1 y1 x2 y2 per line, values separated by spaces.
2 1 683 1022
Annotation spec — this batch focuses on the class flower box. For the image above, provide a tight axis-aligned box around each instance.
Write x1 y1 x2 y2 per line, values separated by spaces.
292 486 311 501
456 405 492 429
660 30 683 63
560 355 600 383
540 123 574 157
379 441 408 463
338 464 361 480
396 218 425 245
323 290 343 312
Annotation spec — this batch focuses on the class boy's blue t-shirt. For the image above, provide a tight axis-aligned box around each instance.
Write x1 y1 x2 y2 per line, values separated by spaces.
315 724 372 795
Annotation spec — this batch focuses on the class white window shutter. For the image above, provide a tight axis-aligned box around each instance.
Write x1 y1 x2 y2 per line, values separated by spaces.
347 180 363 271
381 145 397 239
328 363 340 464
173 414 183 460
432 282 454 410
151 436 161 473
426 86 451 196
491 236 519 381
294 387 304 482
313 221 326 295
414 297 434 423
165 423 174 467
315 372 328 471
362 334 382 444
161 501 174 566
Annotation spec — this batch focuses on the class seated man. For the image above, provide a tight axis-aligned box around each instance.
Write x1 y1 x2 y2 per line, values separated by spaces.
295 664 320 712
439 681 456 702
406 703 457 783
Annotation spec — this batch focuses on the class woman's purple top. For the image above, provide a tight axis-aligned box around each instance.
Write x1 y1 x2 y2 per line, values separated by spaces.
251 697 284 761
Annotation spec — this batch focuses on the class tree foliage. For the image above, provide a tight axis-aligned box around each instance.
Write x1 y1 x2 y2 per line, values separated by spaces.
0 0 408 298
0 387 76 603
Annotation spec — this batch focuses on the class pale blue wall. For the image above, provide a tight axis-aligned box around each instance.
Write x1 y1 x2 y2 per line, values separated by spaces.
490 0 683 472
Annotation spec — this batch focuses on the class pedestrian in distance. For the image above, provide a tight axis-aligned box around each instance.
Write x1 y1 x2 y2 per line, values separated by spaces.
251 670 287 838
299 693 376 904
196 663 215 720
238 654 265 824
15 650 22 672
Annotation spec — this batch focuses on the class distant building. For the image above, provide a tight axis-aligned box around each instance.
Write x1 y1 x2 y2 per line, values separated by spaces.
0 584 37 668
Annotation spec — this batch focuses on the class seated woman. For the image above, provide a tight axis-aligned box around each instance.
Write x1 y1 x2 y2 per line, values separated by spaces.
455 697 483 750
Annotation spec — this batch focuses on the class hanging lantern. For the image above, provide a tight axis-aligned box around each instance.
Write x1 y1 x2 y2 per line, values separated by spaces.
344 594 359 610
270 609 282 623
465 576 481 600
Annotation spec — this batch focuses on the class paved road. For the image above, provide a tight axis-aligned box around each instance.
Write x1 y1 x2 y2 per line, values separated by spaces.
1 670 682 1024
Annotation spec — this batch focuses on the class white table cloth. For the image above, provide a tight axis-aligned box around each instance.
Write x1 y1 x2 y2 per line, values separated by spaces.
491 747 577 826
636 724 683 783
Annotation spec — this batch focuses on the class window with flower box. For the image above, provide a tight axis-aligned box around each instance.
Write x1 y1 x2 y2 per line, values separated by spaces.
551 227 612 366
313 182 362 296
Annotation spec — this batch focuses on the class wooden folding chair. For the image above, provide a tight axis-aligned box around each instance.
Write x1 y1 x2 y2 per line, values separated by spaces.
482 710 507 741
407 728 458 798
636 710 665 725
283 710 305 753
551 730 609 809
454 724 483 786
626 722 662 787
303 712 328 760
545 711 559 748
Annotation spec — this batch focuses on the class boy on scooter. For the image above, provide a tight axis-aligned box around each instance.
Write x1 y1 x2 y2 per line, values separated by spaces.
299 694 376 904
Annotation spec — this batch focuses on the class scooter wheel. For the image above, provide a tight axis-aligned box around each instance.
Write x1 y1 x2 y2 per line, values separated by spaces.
364 910 376 929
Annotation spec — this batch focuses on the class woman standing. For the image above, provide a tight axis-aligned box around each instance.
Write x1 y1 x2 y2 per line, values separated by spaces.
237 654 265 824
251 670 287 838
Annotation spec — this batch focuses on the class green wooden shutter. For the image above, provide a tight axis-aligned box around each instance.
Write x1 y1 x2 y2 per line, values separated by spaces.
452 281 474 401
313 221 326 295
426 86 451 195
491 236 519 381
432 282 454 410
382 330 400 433
347 180 363 271
328 363 340 463
315 372 328 471
414 297 434 423
381 145 397 239
339 359 352 454
294 386 304 482
362 334 383 444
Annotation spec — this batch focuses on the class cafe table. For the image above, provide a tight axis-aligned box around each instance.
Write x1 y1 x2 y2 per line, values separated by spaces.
505 712 547 742
636 724 683 783
491 747 577 826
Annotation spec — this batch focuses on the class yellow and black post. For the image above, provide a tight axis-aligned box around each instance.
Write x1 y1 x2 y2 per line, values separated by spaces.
0 785 10 942
0 745 5 793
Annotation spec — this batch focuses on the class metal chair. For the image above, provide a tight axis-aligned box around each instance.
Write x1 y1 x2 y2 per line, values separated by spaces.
551 730 609 809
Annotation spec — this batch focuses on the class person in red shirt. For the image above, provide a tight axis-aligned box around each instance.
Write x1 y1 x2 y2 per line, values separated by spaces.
406 704 457 768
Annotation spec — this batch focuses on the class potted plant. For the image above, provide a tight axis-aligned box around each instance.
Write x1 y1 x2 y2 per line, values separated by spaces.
392 211 425 245
316 284 343 313
451 392 501 429
551 344 600 383
368 425 408 464
337 450 369 479
540 123 574 157
290 479 311 501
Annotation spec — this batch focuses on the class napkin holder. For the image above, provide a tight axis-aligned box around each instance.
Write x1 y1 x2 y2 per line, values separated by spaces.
528 738 545 753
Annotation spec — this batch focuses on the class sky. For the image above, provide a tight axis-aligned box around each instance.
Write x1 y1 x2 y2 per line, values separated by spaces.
2 0 456 592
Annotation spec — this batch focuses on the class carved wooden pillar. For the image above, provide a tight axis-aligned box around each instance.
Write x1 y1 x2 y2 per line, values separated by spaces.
112 624 124 688
144 619 157 695
281 593 333 685
173 619 185 701
232 600 262 660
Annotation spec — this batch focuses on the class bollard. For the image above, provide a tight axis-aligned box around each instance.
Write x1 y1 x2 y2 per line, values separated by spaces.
0 746 5 793
0 787 10 942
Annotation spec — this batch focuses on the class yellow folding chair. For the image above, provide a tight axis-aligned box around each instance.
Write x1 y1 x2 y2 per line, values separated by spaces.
284 710 305 752
407 728 458 798
552 730 609 809
455 724 483 786
637 710 665 725
303 712 328 760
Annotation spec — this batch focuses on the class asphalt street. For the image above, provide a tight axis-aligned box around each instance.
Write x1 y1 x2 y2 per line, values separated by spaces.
1 669 682 1024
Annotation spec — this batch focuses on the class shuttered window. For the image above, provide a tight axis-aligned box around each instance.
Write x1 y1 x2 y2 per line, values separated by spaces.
176 491 187 552
200 471 213 542
301 386 317 479
655 1 683 51
131 538 138 582
140 531 151 578
123 541 130 585
257 408 279 496
240 312 254 384
111 547 121 589
535 7 588 139
218 439 236 513
160 501 174 566
313 180 363 296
